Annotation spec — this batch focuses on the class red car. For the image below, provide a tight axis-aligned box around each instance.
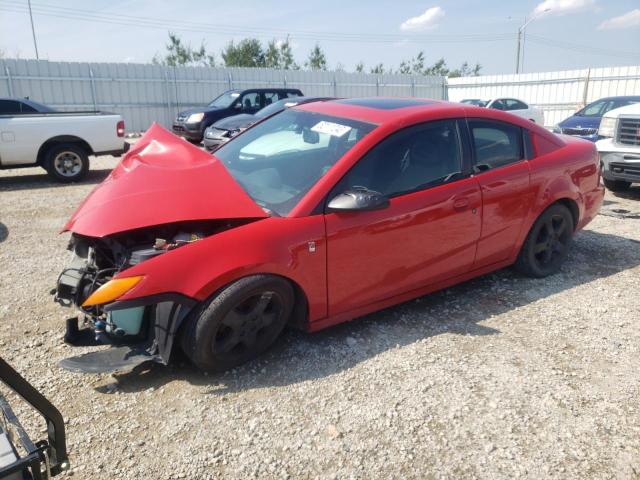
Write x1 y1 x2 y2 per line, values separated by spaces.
55 98 604 374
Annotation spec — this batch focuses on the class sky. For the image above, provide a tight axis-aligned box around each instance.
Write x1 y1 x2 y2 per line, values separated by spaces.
0 0 639 75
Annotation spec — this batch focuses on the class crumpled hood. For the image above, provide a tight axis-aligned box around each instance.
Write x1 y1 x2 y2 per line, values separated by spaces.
212 113 255 131
559 114 600 129
64 123 267 237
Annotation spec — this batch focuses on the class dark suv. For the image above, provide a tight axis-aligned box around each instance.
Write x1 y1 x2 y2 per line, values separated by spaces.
172 88 303 142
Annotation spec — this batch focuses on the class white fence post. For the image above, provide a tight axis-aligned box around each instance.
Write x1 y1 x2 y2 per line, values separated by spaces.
582 68 591 108
4 66 14 97
88 66 98 112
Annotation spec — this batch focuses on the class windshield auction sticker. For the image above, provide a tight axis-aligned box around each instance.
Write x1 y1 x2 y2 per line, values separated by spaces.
311 121 352 137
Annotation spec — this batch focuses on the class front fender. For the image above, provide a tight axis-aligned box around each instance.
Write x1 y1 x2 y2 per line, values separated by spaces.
116 216 328 322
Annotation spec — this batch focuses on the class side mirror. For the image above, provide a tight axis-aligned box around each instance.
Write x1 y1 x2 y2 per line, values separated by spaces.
302 128 319 144
327 187 390 212
234 102 242 110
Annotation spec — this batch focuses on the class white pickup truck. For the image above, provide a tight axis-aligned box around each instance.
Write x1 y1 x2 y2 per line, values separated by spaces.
0 97 129 182
596 102 640 192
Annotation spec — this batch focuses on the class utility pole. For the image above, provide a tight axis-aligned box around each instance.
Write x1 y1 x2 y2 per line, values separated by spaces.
28 0 39 60
515 28 522 73
515 8 550 74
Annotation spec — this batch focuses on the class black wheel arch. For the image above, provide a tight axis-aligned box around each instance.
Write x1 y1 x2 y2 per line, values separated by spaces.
37 135 93 166
554 198 579 232
173 273 309 358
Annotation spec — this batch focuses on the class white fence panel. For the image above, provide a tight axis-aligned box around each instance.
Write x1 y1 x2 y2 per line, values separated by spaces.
0 59 446 132
448 66 640 127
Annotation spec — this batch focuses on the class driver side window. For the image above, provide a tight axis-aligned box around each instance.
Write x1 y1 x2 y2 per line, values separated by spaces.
332 120 463 198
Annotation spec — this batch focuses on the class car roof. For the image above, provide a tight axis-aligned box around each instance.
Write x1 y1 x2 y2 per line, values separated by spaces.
294 97 456 124
590 95 640 102
225 88 302 93
0 97 54 112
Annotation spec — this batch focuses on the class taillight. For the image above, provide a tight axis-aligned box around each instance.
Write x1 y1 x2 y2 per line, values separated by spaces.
117 120 125 137
594 149 603 186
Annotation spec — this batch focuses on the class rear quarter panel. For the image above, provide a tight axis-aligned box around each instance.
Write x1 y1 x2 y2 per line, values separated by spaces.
513 131 604 256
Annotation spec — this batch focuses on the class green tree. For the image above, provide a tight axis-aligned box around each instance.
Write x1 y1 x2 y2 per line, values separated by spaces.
264 37 297 69
153 32 214 67
355 61 365 73
306 43 327 71
423 58 449 76
449 61 482 78
265 40 281 69
279 36 297 69
222 38 266 67
369 63 385 74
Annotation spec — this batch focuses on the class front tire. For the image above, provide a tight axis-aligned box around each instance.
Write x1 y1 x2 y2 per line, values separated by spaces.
515 204 574 278
181 275 294 372
603 178 631 192
44 144 89 182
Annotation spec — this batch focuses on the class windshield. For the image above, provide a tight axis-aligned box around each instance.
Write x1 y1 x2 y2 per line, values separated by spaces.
214 109 376 216
208 91 240 108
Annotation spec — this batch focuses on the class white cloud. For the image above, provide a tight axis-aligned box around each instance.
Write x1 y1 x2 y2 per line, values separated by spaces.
400 7 445 31
598 9 640 30
532 0 595 16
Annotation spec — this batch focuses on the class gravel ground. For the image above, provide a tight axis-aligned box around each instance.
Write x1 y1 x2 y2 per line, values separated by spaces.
1 155 639 480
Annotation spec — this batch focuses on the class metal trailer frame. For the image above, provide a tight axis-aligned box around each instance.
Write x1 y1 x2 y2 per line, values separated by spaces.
0 357 69 479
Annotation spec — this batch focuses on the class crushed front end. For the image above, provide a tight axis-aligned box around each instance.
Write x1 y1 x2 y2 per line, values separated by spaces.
53 224 214 374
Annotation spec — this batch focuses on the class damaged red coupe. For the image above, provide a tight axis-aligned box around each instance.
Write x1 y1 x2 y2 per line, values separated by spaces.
55 98 604 373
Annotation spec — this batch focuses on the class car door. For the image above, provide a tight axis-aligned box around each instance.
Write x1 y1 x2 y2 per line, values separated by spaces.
324 119 482 316
467 118 534 269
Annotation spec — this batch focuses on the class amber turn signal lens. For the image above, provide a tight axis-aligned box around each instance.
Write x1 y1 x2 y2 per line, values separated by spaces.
81 276 144 307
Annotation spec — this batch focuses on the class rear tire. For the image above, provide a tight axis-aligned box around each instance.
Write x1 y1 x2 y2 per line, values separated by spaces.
515 204 574 278
181 275 294 372
603 178 631 192
44 144 89 183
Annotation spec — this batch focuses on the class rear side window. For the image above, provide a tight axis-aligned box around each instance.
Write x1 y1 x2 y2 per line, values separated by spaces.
263 92 279 106
0 100 21 114
505 99 528 111
489 99 506 111
469 119 524 169
20 102 37 113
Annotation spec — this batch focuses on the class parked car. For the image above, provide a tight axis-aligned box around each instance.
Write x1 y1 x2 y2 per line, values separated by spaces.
172 88 303 143
0 356 69 478
55 98 603 374
471 98 545 124
596 102 640 192
0 96 56 114
460 99 487 107
553 96 640 142
203 96 334 151
0 98 128 182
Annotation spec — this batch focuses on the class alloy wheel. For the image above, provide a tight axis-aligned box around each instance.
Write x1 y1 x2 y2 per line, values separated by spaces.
533 214 570 268
53 151 83 177
212 291 283 360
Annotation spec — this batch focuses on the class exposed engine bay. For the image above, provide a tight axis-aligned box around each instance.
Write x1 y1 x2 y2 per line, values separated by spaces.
53 219 253 372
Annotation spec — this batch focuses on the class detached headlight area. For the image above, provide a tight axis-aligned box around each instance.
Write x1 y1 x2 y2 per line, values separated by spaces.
81 275 144 307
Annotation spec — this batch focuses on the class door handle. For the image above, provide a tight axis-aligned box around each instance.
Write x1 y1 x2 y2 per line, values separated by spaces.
453 197 469 210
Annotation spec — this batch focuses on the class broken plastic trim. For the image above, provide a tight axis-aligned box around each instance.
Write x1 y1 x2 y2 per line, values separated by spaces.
58 344 160 375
